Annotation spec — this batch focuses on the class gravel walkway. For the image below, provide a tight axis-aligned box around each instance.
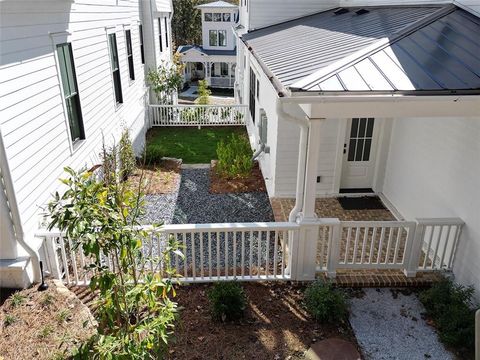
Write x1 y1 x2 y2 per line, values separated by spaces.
349 288 454 360
172 168 274 224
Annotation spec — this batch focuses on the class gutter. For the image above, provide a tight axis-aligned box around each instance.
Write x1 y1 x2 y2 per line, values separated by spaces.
276 99 310 223
0 127 40 283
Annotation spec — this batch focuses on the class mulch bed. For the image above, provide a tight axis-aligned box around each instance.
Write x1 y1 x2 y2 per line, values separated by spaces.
128 159 181 195
167 282 358 360
0 280 96 360
210 161 267 194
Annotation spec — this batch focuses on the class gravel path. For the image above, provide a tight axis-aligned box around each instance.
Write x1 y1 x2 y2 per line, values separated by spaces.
172 168 274 224
141 168 278 273
349 288 454 360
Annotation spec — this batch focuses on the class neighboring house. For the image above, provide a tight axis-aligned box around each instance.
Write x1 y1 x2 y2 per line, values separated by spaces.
235 0 480 295
0 0 174 288
177 1 238 89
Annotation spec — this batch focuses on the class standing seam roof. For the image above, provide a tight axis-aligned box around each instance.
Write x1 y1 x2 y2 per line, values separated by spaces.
241 6 443 87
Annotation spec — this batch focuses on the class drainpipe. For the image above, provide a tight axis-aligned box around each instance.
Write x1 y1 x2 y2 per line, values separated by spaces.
0 127 40 283
276 99 310 223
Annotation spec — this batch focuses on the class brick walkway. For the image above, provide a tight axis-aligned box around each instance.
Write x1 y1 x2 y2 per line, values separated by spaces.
271 197 396 222
271 197 442 288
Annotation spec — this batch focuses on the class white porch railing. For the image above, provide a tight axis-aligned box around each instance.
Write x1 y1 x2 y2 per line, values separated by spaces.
209 77 235 88
37 218 464 287
149 104 247 127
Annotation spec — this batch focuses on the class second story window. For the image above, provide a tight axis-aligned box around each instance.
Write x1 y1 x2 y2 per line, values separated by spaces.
164 17 169 48
158 18 163 52
213 13 222 22
209 30 218 46
125 30 135 81
56 43 85 143
139 24 145 64
218 30 227 47
223 13 231 22
108 33 123 104
205 13 212 21
249 67 257 123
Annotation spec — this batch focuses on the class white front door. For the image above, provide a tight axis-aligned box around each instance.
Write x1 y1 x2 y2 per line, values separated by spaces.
340 118 379 190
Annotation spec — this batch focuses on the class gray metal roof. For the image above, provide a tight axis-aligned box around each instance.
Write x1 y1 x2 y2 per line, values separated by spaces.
177 45 237 57
242 6 443 87
293 7 480 93
196 1 237 9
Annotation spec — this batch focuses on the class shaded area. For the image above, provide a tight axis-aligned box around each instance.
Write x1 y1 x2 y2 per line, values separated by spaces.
146 126 246 164
168 282 358 360
173 168 274 223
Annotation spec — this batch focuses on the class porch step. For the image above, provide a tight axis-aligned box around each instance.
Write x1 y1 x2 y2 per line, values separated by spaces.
319 270 444 288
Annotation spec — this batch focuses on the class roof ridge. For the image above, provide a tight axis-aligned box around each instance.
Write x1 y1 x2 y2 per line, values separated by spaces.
290 3 457 91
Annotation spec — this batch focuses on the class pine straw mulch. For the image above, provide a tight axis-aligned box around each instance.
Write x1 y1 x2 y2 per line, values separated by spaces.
127 159 181 195
167 282 358 360
210 161 267 194
0 280 96 360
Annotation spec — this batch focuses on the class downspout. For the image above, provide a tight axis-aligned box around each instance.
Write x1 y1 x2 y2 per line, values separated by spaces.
276 99 310 223
0 127 40 283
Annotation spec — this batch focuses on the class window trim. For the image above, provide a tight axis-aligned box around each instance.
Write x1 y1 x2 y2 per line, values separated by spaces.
158 18 163 52
106 30 123 107
249 67 257 123
205 12 213 21
125 28 135 82
164 17 169 48
139 24 145 64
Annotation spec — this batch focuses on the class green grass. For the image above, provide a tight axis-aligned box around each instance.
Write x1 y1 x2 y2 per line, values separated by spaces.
146 127 247 164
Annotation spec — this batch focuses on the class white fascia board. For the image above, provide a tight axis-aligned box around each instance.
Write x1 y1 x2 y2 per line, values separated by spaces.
283 95 480 119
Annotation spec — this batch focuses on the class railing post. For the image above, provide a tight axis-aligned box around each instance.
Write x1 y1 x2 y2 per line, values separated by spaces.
326 219 341 278
43 236 62 280
404 221 423 277
290 218 320 281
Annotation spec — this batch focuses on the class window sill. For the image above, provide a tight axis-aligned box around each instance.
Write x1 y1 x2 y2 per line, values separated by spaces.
115 103 124 112
71 139 86 154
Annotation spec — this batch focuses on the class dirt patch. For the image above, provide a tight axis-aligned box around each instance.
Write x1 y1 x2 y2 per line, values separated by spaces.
210 161 267 194
128 159 181 195
0 280 96 360
168 282 358 360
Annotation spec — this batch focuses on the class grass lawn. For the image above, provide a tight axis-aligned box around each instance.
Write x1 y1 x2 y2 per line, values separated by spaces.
146 126 247 164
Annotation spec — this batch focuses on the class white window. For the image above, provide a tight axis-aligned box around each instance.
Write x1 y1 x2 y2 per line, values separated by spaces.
205 13 212 21
218 30 227 47
213 13 222 22
209 30 218 46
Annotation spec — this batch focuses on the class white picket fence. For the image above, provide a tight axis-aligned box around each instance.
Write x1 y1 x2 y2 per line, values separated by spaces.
37 218 464 287
149 104 248 127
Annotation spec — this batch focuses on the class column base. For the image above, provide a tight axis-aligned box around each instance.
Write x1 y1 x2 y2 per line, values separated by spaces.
0 257 34 288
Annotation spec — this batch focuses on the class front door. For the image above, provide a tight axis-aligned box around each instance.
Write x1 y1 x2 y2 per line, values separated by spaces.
340 118 379 190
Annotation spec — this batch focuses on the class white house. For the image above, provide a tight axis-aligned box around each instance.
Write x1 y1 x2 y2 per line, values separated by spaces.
0 0 174 288
236 0 480 295
177 1 238 89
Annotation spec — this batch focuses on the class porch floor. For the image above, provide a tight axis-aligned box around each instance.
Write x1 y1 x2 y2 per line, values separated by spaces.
271 197 443 288
271 197 396 222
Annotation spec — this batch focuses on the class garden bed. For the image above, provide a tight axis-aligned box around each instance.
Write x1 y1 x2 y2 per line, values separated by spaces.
210 160 267 194
167 282 358 360
128 159 181 195
0 280 96 360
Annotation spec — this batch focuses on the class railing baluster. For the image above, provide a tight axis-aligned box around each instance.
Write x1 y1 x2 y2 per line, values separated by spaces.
233 231 237 278
393 226 402 264
385 227 394 264
439 225 451 269
361 226 369 264
249 230 253 277
241 231 245 277
217 231 220 277
225 231 229 278
369 227 377 264
344 227 352 264
431 225 443 269
208 231 212 278
423 225 435 269
257 231 262 277
68 237 79 285
59 236 70 285
191 232 196 280
352 227 360 264
273 231 278 277
282 230 287 277
200 231 204 279
182 232 187 278
376 227 386 264
265 230 270 277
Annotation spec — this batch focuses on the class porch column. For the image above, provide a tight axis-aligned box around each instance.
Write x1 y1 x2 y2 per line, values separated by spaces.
291 118 324 280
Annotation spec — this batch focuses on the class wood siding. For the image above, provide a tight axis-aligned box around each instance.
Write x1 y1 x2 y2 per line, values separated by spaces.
0 0 171 237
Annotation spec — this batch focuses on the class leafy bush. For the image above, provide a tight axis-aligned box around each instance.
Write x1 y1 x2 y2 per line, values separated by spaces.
304 281 348 323
208 282 246 322
119 128 136 180
100 141 117 186
143 146 164 165
195 79 211 105
48 167 183 359
419 278 476 349
147 57 184 105
216 134 253 178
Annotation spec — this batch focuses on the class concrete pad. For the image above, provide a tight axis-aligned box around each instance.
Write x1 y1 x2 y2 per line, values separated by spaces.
306 338 361 360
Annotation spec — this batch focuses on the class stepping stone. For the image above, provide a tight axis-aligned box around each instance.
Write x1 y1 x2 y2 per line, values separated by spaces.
305 338 361 360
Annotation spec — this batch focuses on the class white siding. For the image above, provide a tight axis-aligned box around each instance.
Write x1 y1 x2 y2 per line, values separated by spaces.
0 0 169 242
383 117 480 298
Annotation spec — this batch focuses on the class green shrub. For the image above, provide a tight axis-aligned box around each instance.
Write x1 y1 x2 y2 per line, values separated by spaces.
208 282 246 322
304 281 348 323
419 278 476 349
216 134 253 178
143 146 164 165
119 128 136 180
195 79 211 105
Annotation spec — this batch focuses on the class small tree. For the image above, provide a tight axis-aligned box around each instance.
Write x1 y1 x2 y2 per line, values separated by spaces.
195 79 211 105
147 56 184 104
118 128 136 181
48 167 183 359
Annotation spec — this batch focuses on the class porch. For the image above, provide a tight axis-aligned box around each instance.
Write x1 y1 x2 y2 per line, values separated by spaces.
183 61 235 89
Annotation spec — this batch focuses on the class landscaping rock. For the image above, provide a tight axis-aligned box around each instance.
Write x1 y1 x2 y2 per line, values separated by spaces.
305 338 361 360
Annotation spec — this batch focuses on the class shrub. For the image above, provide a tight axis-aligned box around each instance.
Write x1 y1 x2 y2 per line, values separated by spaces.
304 281 348 323
119 128 136 180
216 134 253 178
143 146 164 165
195 79 211 105
419 278 476 349
208 282 246 322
